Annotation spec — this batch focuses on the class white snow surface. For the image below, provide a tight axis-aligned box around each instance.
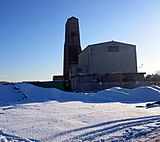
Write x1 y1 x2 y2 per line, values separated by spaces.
0 83 160 142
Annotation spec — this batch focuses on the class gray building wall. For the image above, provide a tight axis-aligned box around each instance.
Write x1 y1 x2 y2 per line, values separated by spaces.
71 73 145 92
78 41 137 74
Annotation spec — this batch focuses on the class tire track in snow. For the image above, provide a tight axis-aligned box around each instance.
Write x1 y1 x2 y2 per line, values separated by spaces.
41 115 160 141
0 130 40 142
70 117 160 141
105 126 160 142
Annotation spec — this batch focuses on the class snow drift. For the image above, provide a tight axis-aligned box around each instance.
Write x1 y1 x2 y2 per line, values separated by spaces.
0 83 160 106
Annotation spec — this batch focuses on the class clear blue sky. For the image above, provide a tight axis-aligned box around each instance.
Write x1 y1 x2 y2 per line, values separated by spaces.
0 0 160 81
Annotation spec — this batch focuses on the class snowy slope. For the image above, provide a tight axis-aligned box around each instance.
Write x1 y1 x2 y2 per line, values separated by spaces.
1 83 160 105
0 83 160 142
0 84 27 105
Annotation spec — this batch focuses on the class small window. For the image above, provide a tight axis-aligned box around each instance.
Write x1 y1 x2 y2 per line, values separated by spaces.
77 68 82 73
108 46 119 52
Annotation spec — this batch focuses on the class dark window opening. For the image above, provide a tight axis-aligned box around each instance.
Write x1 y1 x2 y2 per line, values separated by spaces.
108 46 119 52
77 68 82 73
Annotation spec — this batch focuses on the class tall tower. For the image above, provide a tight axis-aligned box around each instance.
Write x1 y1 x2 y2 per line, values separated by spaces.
63 17 82 91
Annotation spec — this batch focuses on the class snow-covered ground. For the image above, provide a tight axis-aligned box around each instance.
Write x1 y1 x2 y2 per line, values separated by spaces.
0 83 160 142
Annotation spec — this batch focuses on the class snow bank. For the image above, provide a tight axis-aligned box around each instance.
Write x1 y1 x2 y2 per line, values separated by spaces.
16 83 85 102
0 84 25 105
128 86 160 103
97 86 160 103
0 83 160 105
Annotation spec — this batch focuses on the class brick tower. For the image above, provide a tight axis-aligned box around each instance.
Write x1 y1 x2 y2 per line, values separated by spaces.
63 17 82 91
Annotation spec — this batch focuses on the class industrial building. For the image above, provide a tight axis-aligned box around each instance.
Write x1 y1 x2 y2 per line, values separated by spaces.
53 16 145 92
78 41 137 74
71 41 145 91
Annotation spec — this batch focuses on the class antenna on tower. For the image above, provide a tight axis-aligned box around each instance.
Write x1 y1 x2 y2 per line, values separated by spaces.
138 64 143 69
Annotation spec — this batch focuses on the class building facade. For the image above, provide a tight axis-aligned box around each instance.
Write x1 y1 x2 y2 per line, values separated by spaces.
70 41 145 92
78 41 137 74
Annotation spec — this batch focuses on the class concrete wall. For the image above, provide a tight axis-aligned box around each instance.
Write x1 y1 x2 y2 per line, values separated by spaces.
79 41 137 74
71 73 145 92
